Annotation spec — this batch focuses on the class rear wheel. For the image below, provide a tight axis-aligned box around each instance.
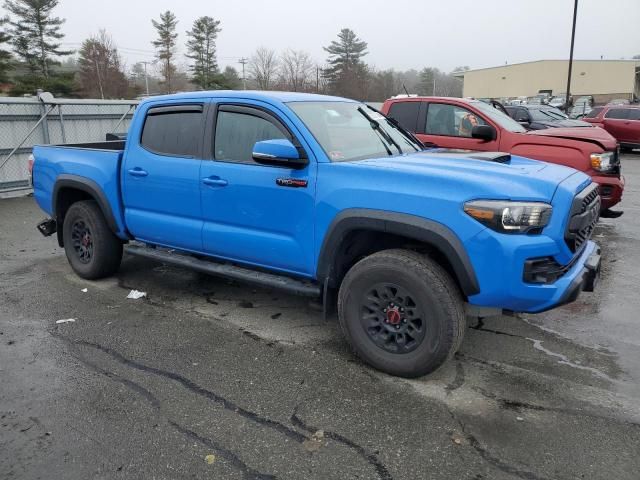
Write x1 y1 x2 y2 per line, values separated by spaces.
337 249 465 377
62 200 122 279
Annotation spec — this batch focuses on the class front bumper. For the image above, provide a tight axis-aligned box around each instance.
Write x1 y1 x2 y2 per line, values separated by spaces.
534 246 600 312
592 173 624 210
466 234 600 313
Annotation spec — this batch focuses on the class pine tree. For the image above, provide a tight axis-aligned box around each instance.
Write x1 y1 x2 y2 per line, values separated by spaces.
323 28 368 99
4 0 72 79
152 10 178 93
0 16 12 83
186 16 221 90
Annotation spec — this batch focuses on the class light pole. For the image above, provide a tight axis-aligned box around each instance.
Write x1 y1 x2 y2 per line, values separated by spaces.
565 0 578 111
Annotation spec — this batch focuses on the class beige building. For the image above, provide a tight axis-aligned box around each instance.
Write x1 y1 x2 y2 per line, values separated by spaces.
456 60 640 104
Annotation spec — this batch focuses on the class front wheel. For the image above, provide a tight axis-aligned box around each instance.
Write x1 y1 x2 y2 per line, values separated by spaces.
62 200 123 280
337 249 465 378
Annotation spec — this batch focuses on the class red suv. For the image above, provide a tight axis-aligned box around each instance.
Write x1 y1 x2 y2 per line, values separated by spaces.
381 96 624 213
582 105 640 152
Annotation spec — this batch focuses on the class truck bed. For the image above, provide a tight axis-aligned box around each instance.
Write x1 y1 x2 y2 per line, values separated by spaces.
32 141 128 238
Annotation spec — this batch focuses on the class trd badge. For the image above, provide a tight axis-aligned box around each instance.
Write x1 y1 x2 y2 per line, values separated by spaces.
276 178 308 188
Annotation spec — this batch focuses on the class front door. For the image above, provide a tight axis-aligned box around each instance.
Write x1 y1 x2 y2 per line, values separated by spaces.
122 102 206 251
417 102 500 151
602 108 632 143
200 102 316 276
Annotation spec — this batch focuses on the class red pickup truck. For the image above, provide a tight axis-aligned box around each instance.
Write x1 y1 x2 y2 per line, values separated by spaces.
381 96 624 214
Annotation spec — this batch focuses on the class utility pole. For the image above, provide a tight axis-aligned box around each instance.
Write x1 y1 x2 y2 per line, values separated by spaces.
91 48 105 100
238 57 248 90
565 0 579 111
141 61 150 96
316 66 320 93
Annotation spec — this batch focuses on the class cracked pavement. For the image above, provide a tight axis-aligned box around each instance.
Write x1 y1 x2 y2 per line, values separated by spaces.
1 154 640 479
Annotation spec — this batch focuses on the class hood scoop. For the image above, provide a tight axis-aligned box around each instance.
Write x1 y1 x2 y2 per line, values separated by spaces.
466 152 511 164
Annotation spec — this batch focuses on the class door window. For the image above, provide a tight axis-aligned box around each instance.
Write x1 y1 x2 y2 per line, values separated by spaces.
141 105 204 157
214 110 287 164
626 109 640 121
425 103 486 137
605 108 630 120
514 108 530 123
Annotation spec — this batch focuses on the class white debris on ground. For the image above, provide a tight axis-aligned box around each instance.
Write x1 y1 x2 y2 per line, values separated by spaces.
127 290 147 300
56 319 76 324
81 288 88 293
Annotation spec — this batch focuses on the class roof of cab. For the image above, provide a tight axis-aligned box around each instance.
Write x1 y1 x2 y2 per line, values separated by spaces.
139 90 357 106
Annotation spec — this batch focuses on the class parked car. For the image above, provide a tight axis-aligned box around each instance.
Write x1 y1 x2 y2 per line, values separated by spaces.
582 105 640 152
569 96 594 119
549 95 569 110
505 105 592 130
381 96 624 214
33 91 602 378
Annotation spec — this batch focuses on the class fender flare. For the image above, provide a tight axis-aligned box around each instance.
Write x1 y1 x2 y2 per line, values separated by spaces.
316 209 480 296
52 174 119 233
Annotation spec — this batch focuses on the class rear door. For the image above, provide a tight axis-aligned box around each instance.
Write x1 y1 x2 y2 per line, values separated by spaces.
621 108 640 144
418 102 500 151
602 108 631 142
122 102 206 251
199 101 317 276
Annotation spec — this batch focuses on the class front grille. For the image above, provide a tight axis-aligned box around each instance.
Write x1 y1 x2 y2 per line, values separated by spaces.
565 183 601 253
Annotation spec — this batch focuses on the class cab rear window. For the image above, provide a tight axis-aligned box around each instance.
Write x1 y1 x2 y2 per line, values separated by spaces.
387 102 421 132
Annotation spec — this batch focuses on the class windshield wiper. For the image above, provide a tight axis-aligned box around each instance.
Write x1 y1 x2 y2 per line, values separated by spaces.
357 106 403 155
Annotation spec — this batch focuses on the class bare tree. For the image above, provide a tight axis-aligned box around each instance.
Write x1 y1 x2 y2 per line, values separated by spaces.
248 47 278 90
279 49 314 92
77 30 128 99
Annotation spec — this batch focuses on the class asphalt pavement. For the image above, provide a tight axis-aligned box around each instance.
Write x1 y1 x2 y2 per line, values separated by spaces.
1 155 640 480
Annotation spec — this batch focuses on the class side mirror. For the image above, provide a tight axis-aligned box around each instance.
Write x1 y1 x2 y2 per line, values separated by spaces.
252 139 308 169
471 125 497 141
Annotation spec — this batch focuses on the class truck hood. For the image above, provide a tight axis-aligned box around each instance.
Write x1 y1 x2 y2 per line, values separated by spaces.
533 119 592 128
527 125 617 150
354 150 581 201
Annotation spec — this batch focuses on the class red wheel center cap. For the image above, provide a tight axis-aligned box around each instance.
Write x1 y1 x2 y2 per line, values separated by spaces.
386 307 401 325
82 234 90 247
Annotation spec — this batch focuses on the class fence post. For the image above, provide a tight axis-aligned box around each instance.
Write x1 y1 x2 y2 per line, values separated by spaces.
58 105 67 144
39 101 51 145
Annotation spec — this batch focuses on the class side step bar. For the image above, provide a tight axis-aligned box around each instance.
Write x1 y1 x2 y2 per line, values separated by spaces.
125 245 321 297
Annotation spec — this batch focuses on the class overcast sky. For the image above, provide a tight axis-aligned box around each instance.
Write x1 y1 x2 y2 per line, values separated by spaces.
4 0 639 73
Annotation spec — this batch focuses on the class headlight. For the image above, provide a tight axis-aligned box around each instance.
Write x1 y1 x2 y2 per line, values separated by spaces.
590 152 615 172
464 200 552 233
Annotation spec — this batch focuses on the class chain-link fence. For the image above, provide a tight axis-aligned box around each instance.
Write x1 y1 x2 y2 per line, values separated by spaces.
0 95 138 195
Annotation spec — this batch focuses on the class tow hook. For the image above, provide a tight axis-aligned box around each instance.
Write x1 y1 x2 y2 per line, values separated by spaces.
36 218 57 237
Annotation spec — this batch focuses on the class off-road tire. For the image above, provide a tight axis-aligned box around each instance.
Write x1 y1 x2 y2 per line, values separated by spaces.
337 249 465 377
62 200 122 280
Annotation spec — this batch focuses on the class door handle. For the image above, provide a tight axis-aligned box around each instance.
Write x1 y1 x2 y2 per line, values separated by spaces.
202 176 228 187
128 168 148 177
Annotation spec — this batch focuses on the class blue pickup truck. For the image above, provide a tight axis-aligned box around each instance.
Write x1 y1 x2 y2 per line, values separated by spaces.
32 91 601 377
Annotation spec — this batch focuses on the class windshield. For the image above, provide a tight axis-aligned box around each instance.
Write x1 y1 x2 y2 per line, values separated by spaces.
529 108 568 121
471 100 527 133
287 101 422 162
